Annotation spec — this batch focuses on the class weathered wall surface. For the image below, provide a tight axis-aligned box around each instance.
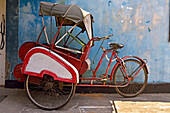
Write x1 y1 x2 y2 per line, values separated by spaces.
7 0 170 83
6 0 19 80
67 0 170 83
0 0 6 85
19 0 66 46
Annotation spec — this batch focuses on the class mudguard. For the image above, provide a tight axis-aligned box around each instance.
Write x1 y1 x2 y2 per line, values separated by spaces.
110 55 149 81
22 46 79 83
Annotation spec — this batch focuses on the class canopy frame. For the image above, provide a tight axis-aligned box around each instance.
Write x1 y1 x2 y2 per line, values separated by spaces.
37 2 94 54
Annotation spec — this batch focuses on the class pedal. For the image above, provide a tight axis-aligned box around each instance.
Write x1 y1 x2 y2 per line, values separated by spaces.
100 74 110 82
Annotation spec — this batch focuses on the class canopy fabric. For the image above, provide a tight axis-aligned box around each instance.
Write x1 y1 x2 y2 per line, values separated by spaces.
39 2 94 39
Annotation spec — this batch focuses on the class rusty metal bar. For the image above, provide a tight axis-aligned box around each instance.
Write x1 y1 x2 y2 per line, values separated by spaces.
41 16 50 44
37 26 45 43
55 24 77 45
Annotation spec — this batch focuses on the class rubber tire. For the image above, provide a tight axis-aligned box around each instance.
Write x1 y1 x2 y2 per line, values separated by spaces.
113 59 148 97
25 75 76 110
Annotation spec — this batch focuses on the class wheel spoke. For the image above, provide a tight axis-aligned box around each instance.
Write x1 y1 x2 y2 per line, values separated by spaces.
113 59 147 97
25 75 76 110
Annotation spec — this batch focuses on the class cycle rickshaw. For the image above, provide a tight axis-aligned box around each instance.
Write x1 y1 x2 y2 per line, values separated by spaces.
13 2 149 110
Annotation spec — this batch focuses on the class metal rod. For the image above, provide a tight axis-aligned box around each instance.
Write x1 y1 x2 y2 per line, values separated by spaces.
55 45 82 54
41 16 50 44
64 29 73 46
133 63 145 79
77 83 129 88
37 26 45 43
51 19 65 45
79 77 104 80
67 29 84 46
67 32 85 46
92 40 104 64
114 53 129 79
55 24 77 45
104 51 115 77
92 51 106 77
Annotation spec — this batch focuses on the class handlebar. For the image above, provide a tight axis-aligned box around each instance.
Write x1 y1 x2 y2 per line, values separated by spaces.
87 34 114 46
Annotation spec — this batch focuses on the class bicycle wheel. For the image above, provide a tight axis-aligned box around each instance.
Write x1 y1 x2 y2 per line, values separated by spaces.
25 75 76 110
113 59 147 97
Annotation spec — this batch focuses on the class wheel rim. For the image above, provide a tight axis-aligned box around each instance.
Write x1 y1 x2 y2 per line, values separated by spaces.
114 59 147 97
25 75 76 110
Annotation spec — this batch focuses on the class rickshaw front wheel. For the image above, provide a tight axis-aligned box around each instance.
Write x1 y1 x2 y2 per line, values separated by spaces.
25 75 76 110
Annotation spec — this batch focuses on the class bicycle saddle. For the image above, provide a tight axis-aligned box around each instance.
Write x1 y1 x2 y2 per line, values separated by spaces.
109 42 124 49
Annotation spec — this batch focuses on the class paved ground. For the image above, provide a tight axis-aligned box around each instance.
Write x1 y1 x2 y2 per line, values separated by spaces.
0 87 170 113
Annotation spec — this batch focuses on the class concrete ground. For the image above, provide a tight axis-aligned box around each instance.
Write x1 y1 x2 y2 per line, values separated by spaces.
0 87 170 113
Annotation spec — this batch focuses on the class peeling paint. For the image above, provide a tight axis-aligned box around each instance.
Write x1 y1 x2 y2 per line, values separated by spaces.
148 27 151 32
108 0 111 6
152 13 162 26
139 35 144 40
129 20 132 23
122 21 129 32
5 60 11 79
146 21 150 23
20 2 32 13
127 6 133 10
6 0 19 80
122 2 126 6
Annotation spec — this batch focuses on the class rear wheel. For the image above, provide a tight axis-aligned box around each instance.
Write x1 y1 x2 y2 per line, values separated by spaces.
113 59 147 97
25 75 76 110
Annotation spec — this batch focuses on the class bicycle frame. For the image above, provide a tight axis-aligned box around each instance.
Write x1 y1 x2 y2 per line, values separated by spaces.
77 38 148 88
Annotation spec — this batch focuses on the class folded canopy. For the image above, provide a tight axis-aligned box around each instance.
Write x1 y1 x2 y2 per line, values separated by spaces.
39 2 94 39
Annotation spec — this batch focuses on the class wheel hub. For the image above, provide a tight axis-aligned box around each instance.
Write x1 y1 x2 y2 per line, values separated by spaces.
43 82 54 91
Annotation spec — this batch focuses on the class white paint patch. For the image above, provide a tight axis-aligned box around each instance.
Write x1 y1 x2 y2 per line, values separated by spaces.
143 105 170 109
20 2 32 13
121 5 124 9
139 35 144 40
114 101 170 112
159 106 170 109
110 101 115 112
78 105 113 113
121 20 124 23
127 6 133 10
78 106 112 109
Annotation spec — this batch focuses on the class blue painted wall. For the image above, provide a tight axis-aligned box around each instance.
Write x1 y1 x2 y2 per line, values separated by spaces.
66 0 170 83
7 0 170 83
6 0 19 80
